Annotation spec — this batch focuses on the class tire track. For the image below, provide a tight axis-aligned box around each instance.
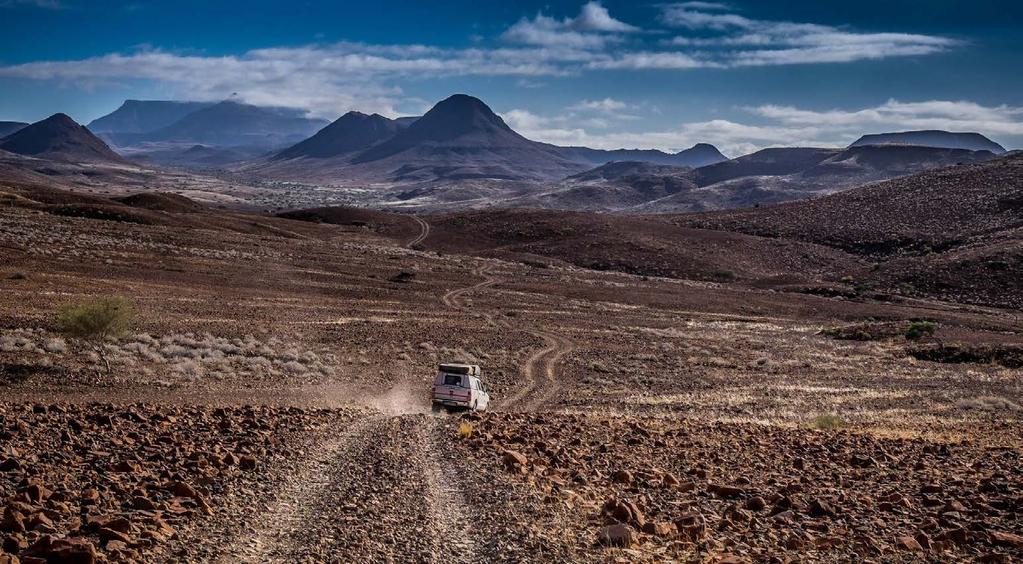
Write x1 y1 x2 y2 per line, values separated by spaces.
407 215 430 247
440 262 574 411
217 415 383 563
219 414 480 563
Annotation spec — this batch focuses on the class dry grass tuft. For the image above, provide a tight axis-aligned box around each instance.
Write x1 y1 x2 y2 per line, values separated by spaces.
811 413 846 430
458 421 474 439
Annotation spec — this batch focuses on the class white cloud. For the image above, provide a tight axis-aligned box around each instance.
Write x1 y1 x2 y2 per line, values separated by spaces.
0 2 972 123
661 6 753 30
659 4 959 66
750 100 1023 136
588 51 715 69
504 99 1022 157
502 16 617 49
502 1 639 49
502 108 818 156
0 44 577 118
573 1 641 32
568 98 629 112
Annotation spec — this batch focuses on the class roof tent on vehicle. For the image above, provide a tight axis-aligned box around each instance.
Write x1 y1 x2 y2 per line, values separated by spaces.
438 363 480 376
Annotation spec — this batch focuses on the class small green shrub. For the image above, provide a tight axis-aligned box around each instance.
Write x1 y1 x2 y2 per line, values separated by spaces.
57 297 133 375
811 413 846 430
58 297 133 341
905 321 937 341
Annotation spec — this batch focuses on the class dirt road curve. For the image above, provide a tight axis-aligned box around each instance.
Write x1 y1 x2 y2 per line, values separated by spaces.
407 215 431 247
441 263 574 410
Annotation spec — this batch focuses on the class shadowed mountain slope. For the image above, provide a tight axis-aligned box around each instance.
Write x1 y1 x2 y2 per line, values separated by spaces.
87 100 215 135
0 113 127 164
273 112 406 160
0 121 29 138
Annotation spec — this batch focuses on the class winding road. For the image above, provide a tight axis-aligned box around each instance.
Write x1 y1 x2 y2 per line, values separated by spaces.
407 215 431 247
205 216 573 561
441 262 575 411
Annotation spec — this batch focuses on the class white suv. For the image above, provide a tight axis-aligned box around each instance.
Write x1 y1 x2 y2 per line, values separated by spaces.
432 363 491 412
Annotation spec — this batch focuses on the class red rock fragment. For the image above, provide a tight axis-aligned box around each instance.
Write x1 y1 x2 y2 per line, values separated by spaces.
597 524 634 547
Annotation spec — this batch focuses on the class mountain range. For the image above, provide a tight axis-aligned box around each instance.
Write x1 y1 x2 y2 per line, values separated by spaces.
86 100 328 166
88 100 215 135
508 144 997 213
254 95 728 183
0 93 1011 215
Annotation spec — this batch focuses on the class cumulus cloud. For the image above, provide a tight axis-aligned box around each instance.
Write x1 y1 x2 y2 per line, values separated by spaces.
502 1 639 49
504 99 1022 157
0 44 575 118
572 1 641 32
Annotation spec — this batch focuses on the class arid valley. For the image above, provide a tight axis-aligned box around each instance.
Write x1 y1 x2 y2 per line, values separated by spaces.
2 1 1023 562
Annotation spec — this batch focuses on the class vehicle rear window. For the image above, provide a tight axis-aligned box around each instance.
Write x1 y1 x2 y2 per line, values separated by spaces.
444 375 463 386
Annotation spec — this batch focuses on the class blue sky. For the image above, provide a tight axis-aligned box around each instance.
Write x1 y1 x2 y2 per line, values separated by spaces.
1 0 1021 155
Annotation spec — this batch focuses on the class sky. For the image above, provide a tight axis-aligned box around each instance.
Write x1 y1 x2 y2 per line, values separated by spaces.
1 0 1022 156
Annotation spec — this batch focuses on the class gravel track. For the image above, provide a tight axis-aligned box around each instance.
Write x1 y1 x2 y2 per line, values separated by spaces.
215 413 485 563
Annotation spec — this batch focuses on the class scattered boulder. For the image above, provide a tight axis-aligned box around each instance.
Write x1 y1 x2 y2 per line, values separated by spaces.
597 524 635 548
611 470 634 485
239 455 258 471
896 535 924 552
990 531 1023 548
675 512 707 542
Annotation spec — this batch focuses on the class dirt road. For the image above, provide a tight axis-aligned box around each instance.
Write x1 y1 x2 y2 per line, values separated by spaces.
191 263 573 562
441 262 575 410
215 414 484 563
407 215 431 247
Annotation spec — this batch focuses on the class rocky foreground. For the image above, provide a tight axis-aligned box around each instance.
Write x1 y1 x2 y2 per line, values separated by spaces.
0 402 360 563
2 403 1022 563
457 412 1023 562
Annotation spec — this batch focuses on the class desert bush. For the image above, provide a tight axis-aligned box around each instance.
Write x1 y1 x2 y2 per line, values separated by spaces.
821 322 907 341
457 421 473 439
811 413 846 430
905 321 937 341
57 296 132 373
57 297 132 341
